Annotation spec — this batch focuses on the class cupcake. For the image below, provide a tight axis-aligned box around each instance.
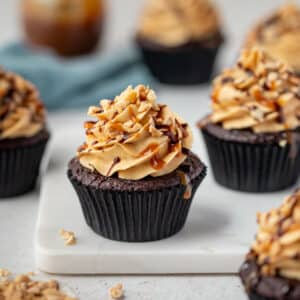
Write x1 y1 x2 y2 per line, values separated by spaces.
0 69 50 198
240 189 300 300
136 0 223 85
198 48 300 193
245 3 300 74
68 85 206 242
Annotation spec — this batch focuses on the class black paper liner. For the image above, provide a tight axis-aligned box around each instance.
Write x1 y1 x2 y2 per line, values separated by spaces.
137 41 221 85
239 259 300 300
68 169 206 242
247 293 271 300
247 290 300 300
0 132 50 198
201 128 300 193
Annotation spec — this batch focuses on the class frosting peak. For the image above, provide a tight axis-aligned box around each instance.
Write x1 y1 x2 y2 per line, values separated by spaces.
249 189 300 280
0 69 46 140
245 3 300 71
210 47 300 133
138 0 220 47
78 85 193 180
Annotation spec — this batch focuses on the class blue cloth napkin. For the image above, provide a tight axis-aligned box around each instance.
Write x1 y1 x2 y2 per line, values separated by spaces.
0 43 154 110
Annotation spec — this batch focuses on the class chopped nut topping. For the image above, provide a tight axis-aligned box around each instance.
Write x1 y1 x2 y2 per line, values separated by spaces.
59 229 77 246
0 68 46 140
109 283 124 299
210 47 300 133
0 274 76 300
77 85 193 181
249 190 300 280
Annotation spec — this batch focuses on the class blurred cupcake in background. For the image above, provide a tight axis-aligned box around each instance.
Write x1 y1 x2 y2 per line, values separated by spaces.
68 85 206 242
245 3 300 73
136 0 224 85
240 189 300 300
198 47 300 193
0 69 50 198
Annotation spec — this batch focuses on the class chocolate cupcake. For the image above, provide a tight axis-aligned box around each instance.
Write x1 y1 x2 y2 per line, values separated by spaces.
245 3 300 74
136 0 223 85
240 189 300 300
0 69 50 198
68 85 206 242
198 48 300 193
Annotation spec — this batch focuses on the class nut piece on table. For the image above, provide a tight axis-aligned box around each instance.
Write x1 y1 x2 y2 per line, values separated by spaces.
0 274 77 300
0 269 10 278
109 283 124 299
59 229 77 246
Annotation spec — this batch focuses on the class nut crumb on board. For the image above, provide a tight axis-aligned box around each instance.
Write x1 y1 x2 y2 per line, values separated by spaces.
0 274 77 300
59 229 77 246
109 283 124 299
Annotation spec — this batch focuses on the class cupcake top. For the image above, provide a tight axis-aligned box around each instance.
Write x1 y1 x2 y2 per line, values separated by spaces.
137 0 221 47
78 85 193 180
249 189 300 281
209 47 300 133
245 3 300 71
0 69 46 140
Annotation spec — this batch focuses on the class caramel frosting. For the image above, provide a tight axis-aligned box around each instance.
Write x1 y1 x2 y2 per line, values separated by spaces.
209 47 300 133
245 3 300 71
78 85 193 180
137 0 220 47
0 69 46 140
248 189 300 281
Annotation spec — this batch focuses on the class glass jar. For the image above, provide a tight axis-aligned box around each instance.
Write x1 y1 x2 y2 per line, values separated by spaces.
21 0 104 57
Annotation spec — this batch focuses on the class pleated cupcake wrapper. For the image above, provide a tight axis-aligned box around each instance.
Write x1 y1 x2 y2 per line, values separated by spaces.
0 138 49 198
247 288 300 300
201 129 300 193
248 293 270 300
138 43 220 85
68 169 206 242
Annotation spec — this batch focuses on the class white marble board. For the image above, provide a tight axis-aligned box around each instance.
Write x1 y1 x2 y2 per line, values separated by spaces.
35 86 299 274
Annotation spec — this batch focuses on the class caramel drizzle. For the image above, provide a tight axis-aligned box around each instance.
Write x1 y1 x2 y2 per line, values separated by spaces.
77 143 88 153
139 143 159 157
150 155 165 170
106 157 121 177
177 170 192 200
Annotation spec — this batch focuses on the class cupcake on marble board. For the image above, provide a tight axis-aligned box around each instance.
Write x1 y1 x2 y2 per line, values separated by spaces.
136 0 224 85
245 3 300 74
198 48 300 193
67 85 206 242
240 189 300 300
0 69 50 198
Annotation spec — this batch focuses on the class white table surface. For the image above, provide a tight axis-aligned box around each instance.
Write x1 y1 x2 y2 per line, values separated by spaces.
0 0 299 299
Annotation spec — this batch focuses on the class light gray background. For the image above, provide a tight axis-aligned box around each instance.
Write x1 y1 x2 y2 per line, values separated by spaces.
0 1 298 299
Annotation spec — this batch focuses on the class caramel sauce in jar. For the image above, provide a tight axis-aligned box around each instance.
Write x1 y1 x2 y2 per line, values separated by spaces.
21 0 105 57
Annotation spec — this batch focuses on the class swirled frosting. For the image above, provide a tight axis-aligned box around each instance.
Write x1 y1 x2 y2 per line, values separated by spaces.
249 189 300 281
0 69 46 140
77 85 193 180
137 0 220 47
209 47 300 133
245 4 300 72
